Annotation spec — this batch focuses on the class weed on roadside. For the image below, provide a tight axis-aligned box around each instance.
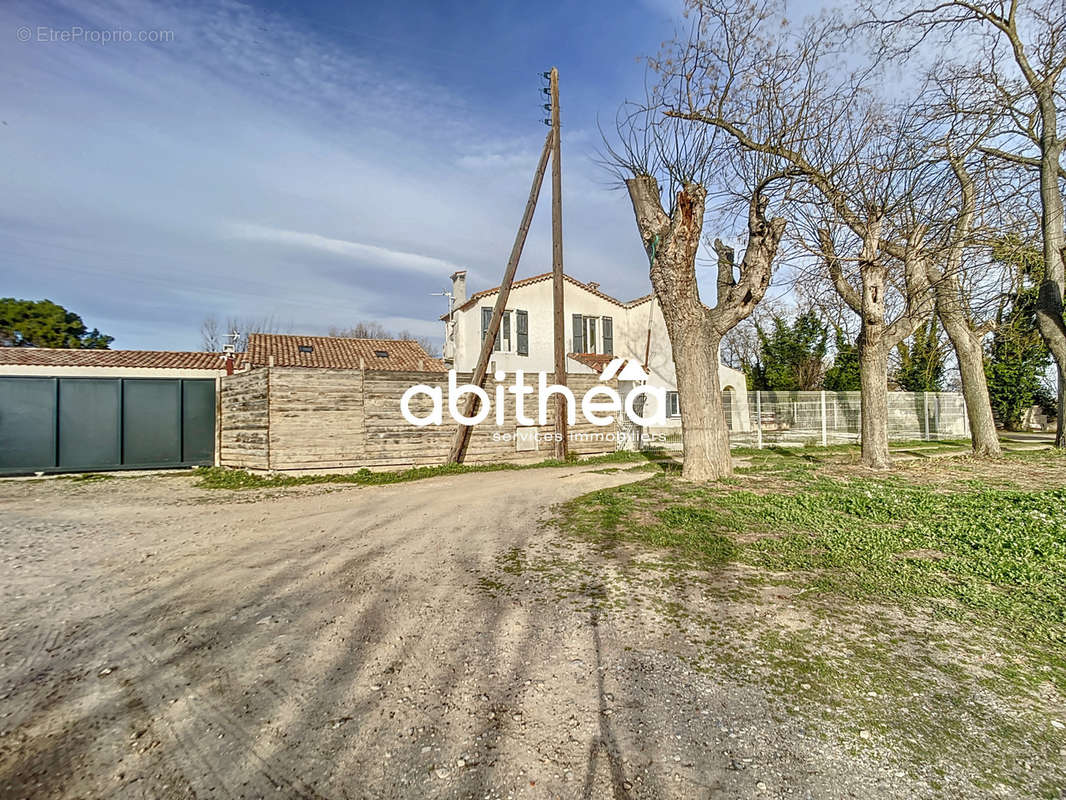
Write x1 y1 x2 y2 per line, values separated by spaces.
193 450 659 491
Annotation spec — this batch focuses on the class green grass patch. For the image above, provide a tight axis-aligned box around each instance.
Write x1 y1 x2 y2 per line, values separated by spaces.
194 450 655 491
555 450 1066 642
527 446 1066 794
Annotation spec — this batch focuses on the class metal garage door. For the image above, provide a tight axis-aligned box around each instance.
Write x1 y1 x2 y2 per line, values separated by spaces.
0 377 216 475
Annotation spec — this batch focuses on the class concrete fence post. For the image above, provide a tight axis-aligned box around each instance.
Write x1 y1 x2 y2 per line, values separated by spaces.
820 390 827 447
756 390 763 449
923 392 930 441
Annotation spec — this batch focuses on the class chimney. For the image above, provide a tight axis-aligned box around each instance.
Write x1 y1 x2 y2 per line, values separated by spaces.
587 281 600 292
451 270 467 307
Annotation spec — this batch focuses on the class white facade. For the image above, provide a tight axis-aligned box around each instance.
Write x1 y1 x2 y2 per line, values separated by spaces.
442 271 750 432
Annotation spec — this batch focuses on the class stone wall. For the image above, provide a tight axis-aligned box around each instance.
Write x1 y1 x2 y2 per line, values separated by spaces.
218 368 269 469
220 367 619 471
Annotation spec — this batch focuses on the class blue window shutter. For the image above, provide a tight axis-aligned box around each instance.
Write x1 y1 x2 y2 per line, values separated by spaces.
572 314 584 353
602 316 613 355
516 310 529 356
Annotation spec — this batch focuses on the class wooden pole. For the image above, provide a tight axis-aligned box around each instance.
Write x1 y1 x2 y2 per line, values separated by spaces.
550 67 568 459
447 129 554 464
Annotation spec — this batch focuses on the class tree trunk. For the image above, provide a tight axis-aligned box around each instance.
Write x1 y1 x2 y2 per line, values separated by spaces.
949 324 1001 456
1034 102 1066 447
933 158 1001 457
624 175 784 482
671 329 731 480
935 302 1001 456
857 334 891 470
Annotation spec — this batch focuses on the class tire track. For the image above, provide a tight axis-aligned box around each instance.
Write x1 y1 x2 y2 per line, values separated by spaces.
111 610 333 799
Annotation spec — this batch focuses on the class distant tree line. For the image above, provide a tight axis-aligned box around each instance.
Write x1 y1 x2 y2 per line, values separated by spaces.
726 287 1054 432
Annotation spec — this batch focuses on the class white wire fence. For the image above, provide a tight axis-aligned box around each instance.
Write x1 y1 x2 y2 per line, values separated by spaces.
649 391 969 451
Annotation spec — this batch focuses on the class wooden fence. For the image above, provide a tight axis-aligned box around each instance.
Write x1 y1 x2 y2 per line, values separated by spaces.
219 367 618 471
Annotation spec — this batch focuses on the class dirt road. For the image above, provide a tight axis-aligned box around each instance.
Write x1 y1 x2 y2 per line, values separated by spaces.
1 467 935 799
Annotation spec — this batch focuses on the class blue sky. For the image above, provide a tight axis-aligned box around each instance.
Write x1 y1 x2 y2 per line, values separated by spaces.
3 0 730 350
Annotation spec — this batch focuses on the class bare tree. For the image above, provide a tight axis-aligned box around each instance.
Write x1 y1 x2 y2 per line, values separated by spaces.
649 0 1028 467
199 315 290 352
604 98 788 481
921 152 1006 454
328 321 391 339
396 330 440 358
330 321 439 356
719 294 788 372
860 0 1066 442
200 315 221 352
816 220 934 467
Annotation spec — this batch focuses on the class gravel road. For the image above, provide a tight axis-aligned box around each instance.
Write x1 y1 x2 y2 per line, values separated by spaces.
0 467 975 799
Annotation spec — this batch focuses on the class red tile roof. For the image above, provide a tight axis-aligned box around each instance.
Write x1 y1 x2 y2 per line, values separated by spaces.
0 348 224 370
242 334 446 372
567 352 617 372
442 273 651 320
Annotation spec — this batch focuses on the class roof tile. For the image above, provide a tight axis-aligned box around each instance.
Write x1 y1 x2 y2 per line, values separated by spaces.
442 273 650 320
242 334 445 372
567 352 617 372
0 348 223 370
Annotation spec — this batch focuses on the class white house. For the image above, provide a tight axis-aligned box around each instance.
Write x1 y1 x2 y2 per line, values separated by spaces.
441 270 750 434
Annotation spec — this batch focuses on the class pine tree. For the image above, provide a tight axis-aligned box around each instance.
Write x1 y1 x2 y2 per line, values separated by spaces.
0 299 113 349
986 236 1053 431
749 310 828 391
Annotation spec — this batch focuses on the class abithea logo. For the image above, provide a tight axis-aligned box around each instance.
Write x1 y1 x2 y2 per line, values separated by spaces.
401 366 666 428
599 357 649 382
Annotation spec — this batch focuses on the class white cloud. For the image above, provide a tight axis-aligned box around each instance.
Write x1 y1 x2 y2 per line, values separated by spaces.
227 223 465 277
0 0 660 349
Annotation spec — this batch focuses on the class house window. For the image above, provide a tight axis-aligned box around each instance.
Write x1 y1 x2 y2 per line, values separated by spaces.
570 314 612 354
298 345 313 353
667 391 680 418
374 350 388 358
482 306 528 356
572 313 602 354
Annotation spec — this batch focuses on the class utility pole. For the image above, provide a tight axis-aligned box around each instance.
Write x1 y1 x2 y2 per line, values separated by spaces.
447 130 554 464
446 70 567 464
548 67 568 459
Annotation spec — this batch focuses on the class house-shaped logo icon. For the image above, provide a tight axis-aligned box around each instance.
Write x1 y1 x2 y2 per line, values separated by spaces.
600 357 648 382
